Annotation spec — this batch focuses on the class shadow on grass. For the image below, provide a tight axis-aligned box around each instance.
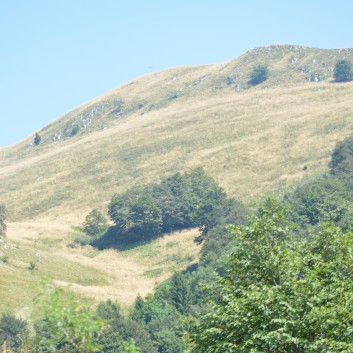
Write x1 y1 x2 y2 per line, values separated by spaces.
90 226 164 251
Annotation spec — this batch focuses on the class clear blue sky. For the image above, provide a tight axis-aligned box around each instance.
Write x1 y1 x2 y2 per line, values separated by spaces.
1 0 352 147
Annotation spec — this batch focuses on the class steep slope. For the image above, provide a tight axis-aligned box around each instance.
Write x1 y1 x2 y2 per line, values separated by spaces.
1 45 353 225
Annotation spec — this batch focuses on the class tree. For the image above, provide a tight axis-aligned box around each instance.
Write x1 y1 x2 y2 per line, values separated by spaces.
169 272 192 315
333 59 353 82
83 209 108 236
189 199 353 352
34 132 42 146
33 289 107 353
109 188 163 238
0 204 7 237
249 64 269 85
96 300 156 353
0 313 29 353
329 134 353 179
131 297 187 353
284 177 352 228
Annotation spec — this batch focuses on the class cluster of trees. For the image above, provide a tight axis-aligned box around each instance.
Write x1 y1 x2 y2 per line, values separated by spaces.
285 134 353 231
0 290 146 353
87 167 246 248
129 134 353 352
189 199 353 352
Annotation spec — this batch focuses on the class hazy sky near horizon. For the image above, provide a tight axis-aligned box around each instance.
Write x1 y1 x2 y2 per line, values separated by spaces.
1 0 352 147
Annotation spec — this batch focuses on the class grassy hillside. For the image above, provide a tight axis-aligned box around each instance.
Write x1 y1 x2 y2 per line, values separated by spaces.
1 225 200 315
1 44 353 316
1 45 353 224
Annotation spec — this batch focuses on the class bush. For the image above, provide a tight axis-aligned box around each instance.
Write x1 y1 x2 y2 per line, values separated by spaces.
249 65 269 85
33 289 107 353
83 209 108 236
70 125 80 137
0 312 29 353
333 59 353 82
34 132 41 146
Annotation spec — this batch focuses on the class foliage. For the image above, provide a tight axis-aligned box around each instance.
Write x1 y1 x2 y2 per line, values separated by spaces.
249 64 269 85
284 133 353 232
33 289 107 353
329 134 353 180
0 313 29 353
106 168 240 245
333 59 353 82
29 261 37 271
169 272 192 315
108 187 163 238
34 132 41 146
189 199 353 352
83 209 108 236
131 296 187 353
0 204 7 237
284 177 353 229
70 125 80 137
96 300 156 353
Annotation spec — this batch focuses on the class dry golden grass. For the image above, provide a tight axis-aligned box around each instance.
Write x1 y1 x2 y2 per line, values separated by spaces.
1 46 353 224
1 80 352 224
1 223 200 316
1 45 353 314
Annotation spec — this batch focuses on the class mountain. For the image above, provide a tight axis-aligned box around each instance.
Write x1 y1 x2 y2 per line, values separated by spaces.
1 45 353 224
1 45 353 313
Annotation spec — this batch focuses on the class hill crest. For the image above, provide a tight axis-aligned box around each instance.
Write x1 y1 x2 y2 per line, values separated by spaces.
1 44 353 223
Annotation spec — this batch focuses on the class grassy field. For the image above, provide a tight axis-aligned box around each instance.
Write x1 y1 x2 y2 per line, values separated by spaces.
1 223 200 318
1 44 353 315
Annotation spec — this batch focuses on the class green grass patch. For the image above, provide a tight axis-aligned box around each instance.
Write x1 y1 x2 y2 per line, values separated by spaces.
143 268 164 278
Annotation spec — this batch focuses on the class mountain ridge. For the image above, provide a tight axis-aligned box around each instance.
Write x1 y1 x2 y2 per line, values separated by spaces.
2 44 353 315
1 44 353 223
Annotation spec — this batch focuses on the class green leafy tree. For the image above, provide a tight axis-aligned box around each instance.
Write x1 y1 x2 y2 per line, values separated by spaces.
33 289 107 353
329 134 353 179
109 188 162 238
107 168 236 244
189 199 353 352
284 177 352 227
83 209 108 236
0 204 7 237
249 64 269 85
169 272 192 315
333 59 353 82
96 300 156 353
131 297 186 353
34 132 42 146
0 312 29 353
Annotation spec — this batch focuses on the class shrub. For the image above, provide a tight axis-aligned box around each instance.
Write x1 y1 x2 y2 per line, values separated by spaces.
249 65 269 85
70 125 80 137
333 59 353 82
34 132 41 146
83 209 108 236
33 289 106 353
0 312 29 353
